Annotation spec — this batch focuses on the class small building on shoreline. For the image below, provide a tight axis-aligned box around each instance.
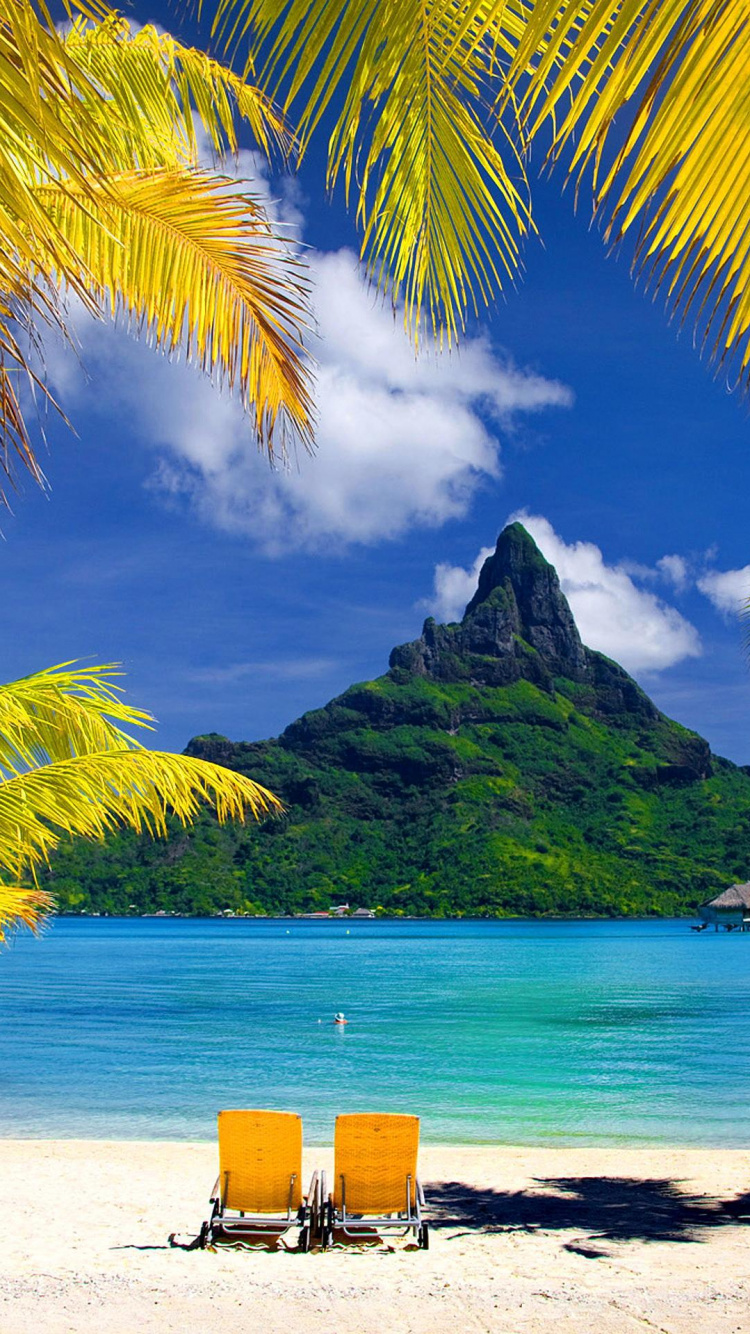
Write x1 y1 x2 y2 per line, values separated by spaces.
699 883 750 930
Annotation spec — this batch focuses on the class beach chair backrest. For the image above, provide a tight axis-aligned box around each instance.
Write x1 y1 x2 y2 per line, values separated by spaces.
217 1110 303 1213
333 1113 419 1213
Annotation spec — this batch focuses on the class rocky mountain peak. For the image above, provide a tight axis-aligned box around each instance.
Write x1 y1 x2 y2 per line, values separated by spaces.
465 522 558 615
462 522 587 675
389 522 588 686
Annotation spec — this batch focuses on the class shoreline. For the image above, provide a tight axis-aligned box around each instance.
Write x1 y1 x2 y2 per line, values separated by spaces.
2 1134 749 1150
2 1139 748 1332
50 911 702 922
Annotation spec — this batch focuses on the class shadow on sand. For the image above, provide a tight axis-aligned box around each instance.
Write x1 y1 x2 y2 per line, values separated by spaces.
154 1180 750 1256
425 1176 750 1247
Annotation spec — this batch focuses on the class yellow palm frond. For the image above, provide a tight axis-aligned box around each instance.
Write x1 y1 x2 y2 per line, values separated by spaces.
219 0 750 390
0 661 153 777
62 16 291 167
0 884 53 942
0 1 113 277
0 746 280 882
0 0 119 454
0 1 312 491
504 0 750 388
0 2 176 305
0 662 282 938
35 168 314 456
0 313 50 502
213 0 536 342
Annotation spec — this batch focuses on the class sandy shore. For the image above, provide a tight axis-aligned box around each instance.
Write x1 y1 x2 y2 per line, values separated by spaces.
1 1140 749 1333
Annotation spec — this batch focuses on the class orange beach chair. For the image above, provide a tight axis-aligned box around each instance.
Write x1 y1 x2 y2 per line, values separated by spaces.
200 1110 318 1250
321 1113 428 1248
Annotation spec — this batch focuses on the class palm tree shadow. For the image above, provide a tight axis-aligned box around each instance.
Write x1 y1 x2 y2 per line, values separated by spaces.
723 1191 750 1220
426 1176 749 1246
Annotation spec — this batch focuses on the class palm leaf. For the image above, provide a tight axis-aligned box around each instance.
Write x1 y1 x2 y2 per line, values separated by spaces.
0 747 281 881
62 16 291 167
0 1 115 269
0 883 53 941
0 661 154 778
0 0 127 481
34 169 314 455
0 2 310 490
0 662 282 937
212 0 537 342
0 315 50 502
503 0 750 388
0 1 178 301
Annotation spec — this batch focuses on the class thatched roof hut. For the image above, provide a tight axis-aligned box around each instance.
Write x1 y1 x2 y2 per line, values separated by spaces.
699 883 750 927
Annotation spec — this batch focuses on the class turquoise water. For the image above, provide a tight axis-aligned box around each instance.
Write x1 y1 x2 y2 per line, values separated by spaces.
0 918 748 1145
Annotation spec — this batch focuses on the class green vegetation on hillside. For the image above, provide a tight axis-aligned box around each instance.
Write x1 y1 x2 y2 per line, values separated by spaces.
46 526 750 920
47 673 750 920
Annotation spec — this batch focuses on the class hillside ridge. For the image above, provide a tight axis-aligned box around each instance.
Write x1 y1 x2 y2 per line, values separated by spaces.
49 524 749 918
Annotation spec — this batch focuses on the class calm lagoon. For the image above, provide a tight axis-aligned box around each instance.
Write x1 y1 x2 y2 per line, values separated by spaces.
1 917 748 1146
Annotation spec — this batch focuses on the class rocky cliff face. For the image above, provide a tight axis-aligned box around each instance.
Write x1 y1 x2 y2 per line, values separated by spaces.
188 525 712 785
387 522 680 736
274 522 708 782
465 522 589 673
390 523 588 687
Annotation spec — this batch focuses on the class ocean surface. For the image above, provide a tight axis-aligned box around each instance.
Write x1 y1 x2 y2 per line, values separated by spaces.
1 917 748 1145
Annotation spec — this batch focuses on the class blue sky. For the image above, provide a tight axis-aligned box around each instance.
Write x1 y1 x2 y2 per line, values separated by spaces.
6 7 750 761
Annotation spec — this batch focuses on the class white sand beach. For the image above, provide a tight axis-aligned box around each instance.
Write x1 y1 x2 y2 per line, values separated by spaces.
1 1141 749 1333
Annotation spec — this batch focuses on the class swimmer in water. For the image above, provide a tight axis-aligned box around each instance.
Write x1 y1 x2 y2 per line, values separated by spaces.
334 1011 348 1025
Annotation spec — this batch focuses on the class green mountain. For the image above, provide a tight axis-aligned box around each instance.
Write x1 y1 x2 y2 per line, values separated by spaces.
49 523 750 918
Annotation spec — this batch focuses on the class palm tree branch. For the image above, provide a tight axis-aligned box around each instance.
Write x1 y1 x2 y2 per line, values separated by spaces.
62 16 292 167
0 662 154 778
211 0 535 341
0 748 282 880
0 883 53 941
34 169 314 455
501 0 750 387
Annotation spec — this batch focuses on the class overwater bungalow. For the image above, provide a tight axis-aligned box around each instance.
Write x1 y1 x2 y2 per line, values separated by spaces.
698 883 750 931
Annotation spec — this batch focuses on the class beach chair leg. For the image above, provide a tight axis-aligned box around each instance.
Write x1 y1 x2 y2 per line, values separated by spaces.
299 1224 311 1252
418 1223 429 1250
305 1169 320 1242
322 1199 335 1250
198 1221 210 1250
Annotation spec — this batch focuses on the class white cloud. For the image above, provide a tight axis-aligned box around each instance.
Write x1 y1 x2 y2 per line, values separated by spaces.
515 514 701 673
429 514 702 674
45 152 573 553
697 566 750 616
656 553 690 591
428 546 495 621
